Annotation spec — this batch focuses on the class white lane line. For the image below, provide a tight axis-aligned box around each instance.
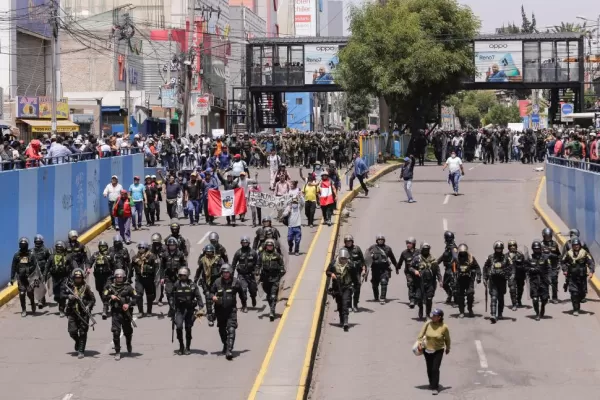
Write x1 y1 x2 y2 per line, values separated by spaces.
442 218 448 231
443 195 450 205
469 164 480 171
62 394 73 400
197 231 211 245
475 340 489 369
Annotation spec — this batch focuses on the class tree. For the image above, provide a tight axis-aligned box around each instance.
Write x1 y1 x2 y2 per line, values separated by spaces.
483 104 521 127
551 21 589 33
341 92 372 129
445 90 498 128
496 6 536 34
496 23 521 34
338 0 479 132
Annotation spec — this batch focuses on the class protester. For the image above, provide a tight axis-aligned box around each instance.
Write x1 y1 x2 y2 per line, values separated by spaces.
129 176 146 230
350 153 369 195
401 155 416 203
318 170 336 226
113 190 133 244
103 175 123 230
416 308 451 395
282 195 305 255
442 150 464 196
164 174 182 219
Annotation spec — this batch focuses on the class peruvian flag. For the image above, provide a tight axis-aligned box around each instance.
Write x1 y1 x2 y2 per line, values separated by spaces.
207 188 247 217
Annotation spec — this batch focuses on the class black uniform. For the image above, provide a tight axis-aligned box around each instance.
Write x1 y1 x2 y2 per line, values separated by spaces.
366 244 397 301
253 227 281 250
104 282 136 354
67 241 90 270
409 254 442 319
398 248 420 306
10 249 38 312
45 253 75 313
345 244 366 308
542 239 562 301
211 276 246 354
32 246 51 277
454 254 481 316
90 250 115 314
201 242 229 263
437 242 458 303
165 234 190 257
507 250 527 308
64 281 96 353
232 247 259 306
170 279 204 352
151 243 167 303
561 249 595 312
108 246 132 281
562 238 593 299
132 251 160 315
258 250 286 316
525 253 551 317
483 253 514 320
327 260 354 327
161 250 188 305
195 255 224 322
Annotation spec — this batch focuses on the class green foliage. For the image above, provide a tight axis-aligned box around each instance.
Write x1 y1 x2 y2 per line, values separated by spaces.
483 104 521 127
550 22 590 33
338 0 479 130
445 90 498 128
496 6 536 34
341 92 372 129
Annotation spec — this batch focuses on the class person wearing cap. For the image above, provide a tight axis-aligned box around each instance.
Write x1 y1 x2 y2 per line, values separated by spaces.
231 153 249 178
416 308 450 395
184 171 204 225
129 176 146 230
349 153 369 195
218 146 232 169
150 175 162 221
282 195 305 256
400 154 416 203
112 190 133 244
104 176 124 230
318 170 336 226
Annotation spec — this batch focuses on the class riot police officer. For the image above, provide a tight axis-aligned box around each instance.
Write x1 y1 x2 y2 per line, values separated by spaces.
366 234 397 305
507 240 526 310
170 268 204 355
206 232 229 263
562 228 593 303
326 248 354 331
231 236 259 311
161 237 188 307
253 217 281 249
258 239 286 321
343 235 366 312
526 241 552 321
437 231 458 304
64 268 96 359
132 241 160 317
561 238 595 316
483 241 514 323
10 238 38 317
90 240 115 320
211 264 246 360
108 235 132 283
66 230 90 272
165 222 189 257
541 228 562 303
195 244 224 326
409 243 442 320
104 269 136 360
32 234 51 309
454 244 481 318
44 240 75 317
397 237 420 308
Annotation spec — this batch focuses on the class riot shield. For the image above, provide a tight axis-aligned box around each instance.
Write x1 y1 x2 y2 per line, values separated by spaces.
129 248 138 282
154 267 163 298
182 238 191 258
28 266 47 302
46 276 54 298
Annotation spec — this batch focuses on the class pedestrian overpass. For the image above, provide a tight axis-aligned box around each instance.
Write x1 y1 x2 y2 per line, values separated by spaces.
244 33 586 130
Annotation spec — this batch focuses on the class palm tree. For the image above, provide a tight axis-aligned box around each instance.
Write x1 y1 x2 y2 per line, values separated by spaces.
551 21 588 33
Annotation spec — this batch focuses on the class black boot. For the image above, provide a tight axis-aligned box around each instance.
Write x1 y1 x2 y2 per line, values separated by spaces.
380 285 387 304
147 304 153 316
343 316 349 332
372 286 379 301
185 328 192 355
418 303 424 320
540 301 546 318
137 303 145 318
251 296 257 308
125 335 133 354
78 333 87 359
226 328 235 360
30 300 36 314
114 336 121 360
70 333 79 351
533 301 540 321
102 303 108 320
176 329 185 355
269 309 275 322
19 294 27 317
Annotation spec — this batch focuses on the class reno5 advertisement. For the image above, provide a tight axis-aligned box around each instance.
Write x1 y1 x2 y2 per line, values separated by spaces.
474 41 523 83
304 44 340 85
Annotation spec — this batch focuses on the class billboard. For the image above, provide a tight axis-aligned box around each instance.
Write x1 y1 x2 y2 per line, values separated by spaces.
304 45 340 85
192 92 210 116
38 97 69 119
295 0 317 37
17 97 39 118
474 41 523 83
16 0 52 38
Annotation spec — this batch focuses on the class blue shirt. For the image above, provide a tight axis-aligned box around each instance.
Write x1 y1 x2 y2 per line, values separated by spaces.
129 183 145 202
354 157 368 176
219 152 231 168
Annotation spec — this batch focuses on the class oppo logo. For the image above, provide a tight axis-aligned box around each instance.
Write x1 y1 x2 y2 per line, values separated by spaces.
316 46 336 51
489 44 508 49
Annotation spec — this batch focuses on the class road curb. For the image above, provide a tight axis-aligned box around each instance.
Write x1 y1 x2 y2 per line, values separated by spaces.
295 162 401 400
532 176 600 296
0 216 111 309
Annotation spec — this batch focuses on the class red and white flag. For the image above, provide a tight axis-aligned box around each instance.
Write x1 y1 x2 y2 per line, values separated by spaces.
207 188 247 217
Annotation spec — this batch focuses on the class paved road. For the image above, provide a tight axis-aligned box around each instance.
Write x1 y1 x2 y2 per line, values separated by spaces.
0 168 321 400
310 162 600 400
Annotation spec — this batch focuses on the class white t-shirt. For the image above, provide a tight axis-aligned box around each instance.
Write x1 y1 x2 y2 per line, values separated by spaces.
445 157 462 173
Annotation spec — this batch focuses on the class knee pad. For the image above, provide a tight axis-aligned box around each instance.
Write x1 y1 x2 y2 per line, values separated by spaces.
380 279 388 286
112 332 120 341
69 332 79 340
227 326 236 336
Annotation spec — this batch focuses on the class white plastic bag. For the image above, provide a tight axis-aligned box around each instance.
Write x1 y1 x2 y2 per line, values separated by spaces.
176 197 184 218
412 340 424 356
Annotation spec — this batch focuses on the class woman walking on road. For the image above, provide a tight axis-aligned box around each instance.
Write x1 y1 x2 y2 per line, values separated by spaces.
416 308 451 395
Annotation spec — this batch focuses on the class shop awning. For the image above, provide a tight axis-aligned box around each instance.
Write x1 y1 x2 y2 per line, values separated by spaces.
19 119 80 133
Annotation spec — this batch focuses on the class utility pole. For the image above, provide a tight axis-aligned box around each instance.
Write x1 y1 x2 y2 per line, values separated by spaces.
166 30 172 138
181 0 196 138
113 13 135 136
49 0 59 136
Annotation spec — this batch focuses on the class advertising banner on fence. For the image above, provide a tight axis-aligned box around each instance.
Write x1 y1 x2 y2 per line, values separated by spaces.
17 97 39 118
295 0 317 37
38 97 69 119
248 192 295 210
304 44 340 85
474 41 523 83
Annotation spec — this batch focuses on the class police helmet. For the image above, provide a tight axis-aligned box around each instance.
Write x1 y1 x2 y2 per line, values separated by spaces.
241 236 250 245
71 268 85 280
406 237 417 245
430 308 444 318
98 240 109 251
421 242 431 250
493 241 504 251
444 231 454 243
177 267 190 277
531 241 542 251
343 234 354 243
264 227 275 238
265 239 276 248
166 237 178 248
375 234 385 242
19 237 29 251
571 238 582 247
262 216 272 225
220 264 233 274
507 240 518 249
457 244 468 254
151 233 162 243
114 269 126 279
541 228 552 239
138 241 149 250
209 232 219 243
68 230 79 240
338 248 350 259
55 240 66 252
113 235 123 245
170 222 180 233
204 244 215 253
34 234 44 245
569 228 580 238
